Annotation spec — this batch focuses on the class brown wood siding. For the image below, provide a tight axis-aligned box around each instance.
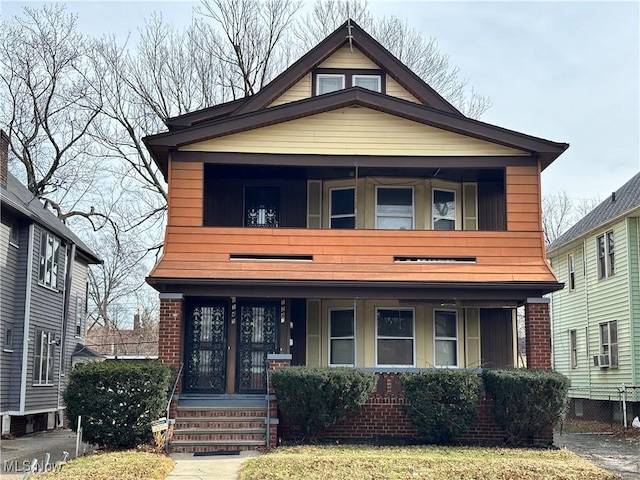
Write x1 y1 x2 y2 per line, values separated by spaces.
149 227 557 283
480 308 514 368
478 181 506 231
169 160 203 226
505 165 541 233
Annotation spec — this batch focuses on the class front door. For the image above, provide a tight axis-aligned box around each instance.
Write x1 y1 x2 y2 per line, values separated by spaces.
184 301 228 393
237 301 279 393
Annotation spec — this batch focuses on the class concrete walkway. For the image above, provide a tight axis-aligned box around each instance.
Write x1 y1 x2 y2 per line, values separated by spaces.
166 451 261 480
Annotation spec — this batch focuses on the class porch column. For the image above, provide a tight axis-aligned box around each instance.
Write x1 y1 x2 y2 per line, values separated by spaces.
159 293 184 418
267 353 292 448
524 298 552 370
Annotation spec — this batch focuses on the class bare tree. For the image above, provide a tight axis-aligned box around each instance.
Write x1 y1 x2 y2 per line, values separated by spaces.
543 191 601 246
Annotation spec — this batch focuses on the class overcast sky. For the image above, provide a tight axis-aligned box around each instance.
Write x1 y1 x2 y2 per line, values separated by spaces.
4 0 639 203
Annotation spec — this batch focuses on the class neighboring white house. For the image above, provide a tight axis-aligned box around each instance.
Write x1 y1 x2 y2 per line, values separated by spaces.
548 172 640 422
0 130 102 436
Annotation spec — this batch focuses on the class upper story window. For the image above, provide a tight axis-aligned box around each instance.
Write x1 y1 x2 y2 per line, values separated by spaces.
376 186 413 230
314 69 384 96
9 222 19 247
39 232 62 289
329 187 355 229
433 188 456 230
567 253 576 291
599 321 618 368
596 230 614 280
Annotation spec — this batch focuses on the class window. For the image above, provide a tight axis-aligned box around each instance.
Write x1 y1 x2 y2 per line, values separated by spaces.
329 308 355 366
599 321 618 368
376 187 413 230
329 187 355 229
316 74 344 95
75 296 84 337
570 329 578 369
432 189 456 230
9 222 19 247
34 330 54 384
376 308 414 366
38 232 62 289
4 328 13 352
568 254 576 291
352 74 381 92
434 310 458 367
596 231 615 279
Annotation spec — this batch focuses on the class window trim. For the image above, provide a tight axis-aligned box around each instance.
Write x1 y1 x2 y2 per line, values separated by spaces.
599 320 618 369
329 186 356 229
38 232 62 290
4 328 13 353
432 187 457 231
313 68 386 96
34 329 55 385
352 74 382 92
9 222 19 247
375 185 415 230
315 73 345 95
569 329 578 369
596 230 615 280
375 307 416 368
433 309 459 368
328 307 356 367
567 253 576 291
74 296 83 337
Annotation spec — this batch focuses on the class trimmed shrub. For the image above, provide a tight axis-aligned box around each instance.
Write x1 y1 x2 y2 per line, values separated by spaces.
271 366 376 441
402 370 480 444
482 369 570 445
63 360 172 448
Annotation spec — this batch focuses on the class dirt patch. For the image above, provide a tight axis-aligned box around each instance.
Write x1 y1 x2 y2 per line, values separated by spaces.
554 431 640 479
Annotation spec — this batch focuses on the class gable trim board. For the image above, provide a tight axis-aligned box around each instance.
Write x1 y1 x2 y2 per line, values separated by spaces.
19 223 35 413
145 88 568 178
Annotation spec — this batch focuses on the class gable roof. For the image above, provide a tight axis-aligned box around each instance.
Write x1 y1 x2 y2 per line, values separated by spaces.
547 171 640 253
145 86 568 178
1 172 101 264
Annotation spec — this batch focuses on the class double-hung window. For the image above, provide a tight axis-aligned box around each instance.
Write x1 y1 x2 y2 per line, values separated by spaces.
39 232 62 289
432 188 456 230
596 231 615 280
34 329 54 385
599 321 618 368
570 329 578 369
376 308 414 366
329 187 355 229
434 310 458 367
568 253 576 291
329 308 355 366
376 187 413 230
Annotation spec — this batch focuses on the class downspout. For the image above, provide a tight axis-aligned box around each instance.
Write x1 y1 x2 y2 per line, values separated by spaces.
19 224 35 414
629 219 638 385
584 238 591 389
58 244 76 411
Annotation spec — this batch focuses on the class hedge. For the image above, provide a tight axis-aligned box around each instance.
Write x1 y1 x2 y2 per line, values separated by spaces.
271 366 376 441
63 360 172 448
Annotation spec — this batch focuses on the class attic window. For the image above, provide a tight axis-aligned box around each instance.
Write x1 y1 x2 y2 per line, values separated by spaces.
314 69 384 95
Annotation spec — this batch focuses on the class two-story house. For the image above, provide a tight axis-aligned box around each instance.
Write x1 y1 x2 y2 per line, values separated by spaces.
548 173 640 424
0 130 101 436
144 20 568 451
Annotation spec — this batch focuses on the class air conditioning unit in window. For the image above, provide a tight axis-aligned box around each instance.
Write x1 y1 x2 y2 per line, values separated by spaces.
593 354 610 368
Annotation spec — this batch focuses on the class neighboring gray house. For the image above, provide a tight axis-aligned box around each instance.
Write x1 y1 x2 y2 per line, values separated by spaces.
548 172 640 422
0 131 101 436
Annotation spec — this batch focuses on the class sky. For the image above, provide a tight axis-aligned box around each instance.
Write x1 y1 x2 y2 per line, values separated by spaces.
3 0 639 203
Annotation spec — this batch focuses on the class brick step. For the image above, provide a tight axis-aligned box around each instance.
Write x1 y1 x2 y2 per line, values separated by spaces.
173 432 265 442
171 439 266 453
176 406 267 418
174 427 265 436
174 418 266 430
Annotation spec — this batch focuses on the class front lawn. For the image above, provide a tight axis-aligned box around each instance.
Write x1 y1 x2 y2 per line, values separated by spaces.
239 445 619 480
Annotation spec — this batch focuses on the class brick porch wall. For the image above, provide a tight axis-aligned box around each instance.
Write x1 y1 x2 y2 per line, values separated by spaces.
159 293 184 419
524 298 552 370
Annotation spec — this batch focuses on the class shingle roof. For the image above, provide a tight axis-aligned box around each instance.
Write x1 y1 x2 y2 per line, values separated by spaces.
547 172 640 252
1 172 101 263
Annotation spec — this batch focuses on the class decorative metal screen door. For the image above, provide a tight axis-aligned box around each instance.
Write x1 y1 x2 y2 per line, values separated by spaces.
237 302 279 393
184 303 227 393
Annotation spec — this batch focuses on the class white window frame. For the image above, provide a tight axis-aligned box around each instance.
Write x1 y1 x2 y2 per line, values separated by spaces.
568 253 576 291
375 307 415 367
329 186 356 229
570 329 578 369
4 328 13 353
316 74 345 95
9 222 19 247
596 230 615 280
38 232 62 289
75 296 84 337
375 186 414 230
599 321 618 368
433 309 458 368
34 329 54 385
352 74 381 92
328 308 355 366
432 188 457 230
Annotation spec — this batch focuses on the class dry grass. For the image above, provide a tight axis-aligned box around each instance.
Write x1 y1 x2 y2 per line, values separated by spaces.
38 450 174 480
239 445 620 480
